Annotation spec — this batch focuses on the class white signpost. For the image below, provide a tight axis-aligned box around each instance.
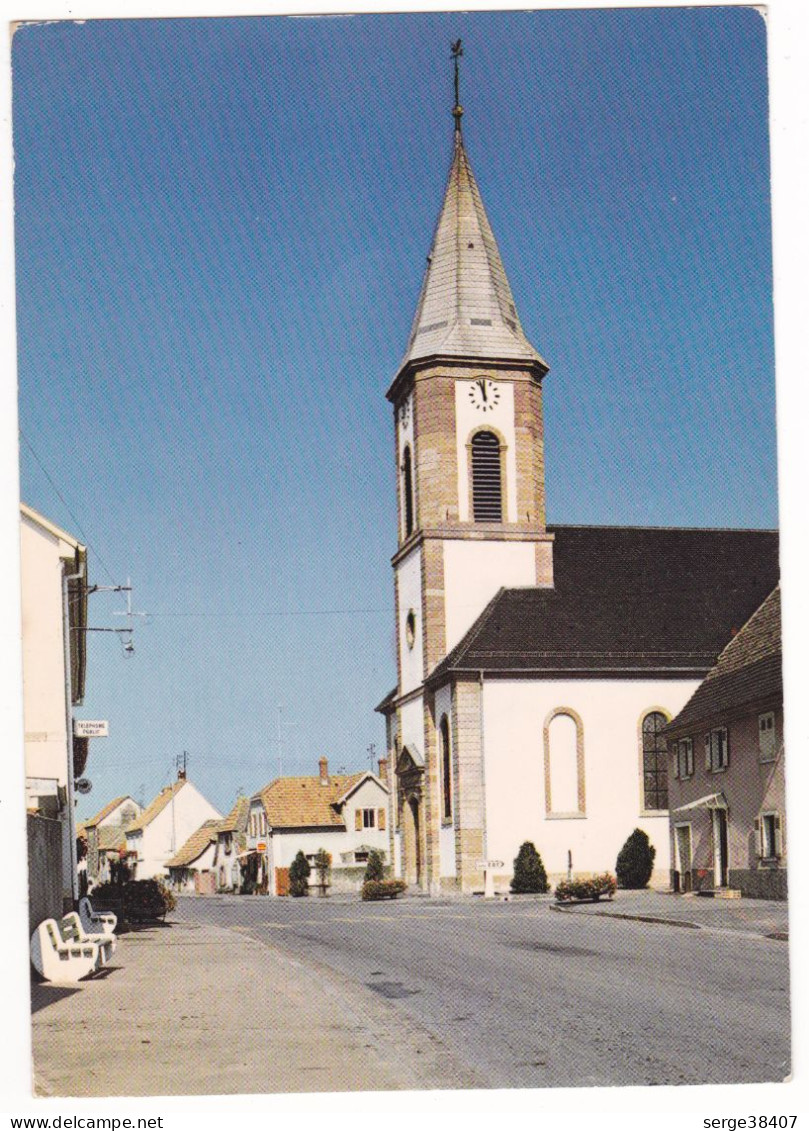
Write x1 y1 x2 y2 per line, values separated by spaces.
73 720 109 738
477 859 504 899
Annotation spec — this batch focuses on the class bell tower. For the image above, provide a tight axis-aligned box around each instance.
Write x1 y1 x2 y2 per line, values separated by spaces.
388 47 553 694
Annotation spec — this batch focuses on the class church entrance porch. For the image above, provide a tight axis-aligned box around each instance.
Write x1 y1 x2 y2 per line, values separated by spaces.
402 795 423 887
394 744 426 890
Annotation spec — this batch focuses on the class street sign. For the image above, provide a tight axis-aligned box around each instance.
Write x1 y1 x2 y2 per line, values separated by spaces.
257 842 267 852
476 860 504 869
74 720 109 738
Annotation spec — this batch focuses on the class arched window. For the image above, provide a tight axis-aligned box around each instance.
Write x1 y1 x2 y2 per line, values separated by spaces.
544 709 585 816
641 711 669 811
471 431 502 522
439 715 452 821
402 445 414 537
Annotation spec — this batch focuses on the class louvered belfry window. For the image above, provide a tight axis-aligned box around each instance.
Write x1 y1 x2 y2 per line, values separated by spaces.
471 431 502 521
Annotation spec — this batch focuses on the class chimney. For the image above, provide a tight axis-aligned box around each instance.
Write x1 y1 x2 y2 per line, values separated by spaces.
177 768 186 781
319 757 329 786
378 757 388 782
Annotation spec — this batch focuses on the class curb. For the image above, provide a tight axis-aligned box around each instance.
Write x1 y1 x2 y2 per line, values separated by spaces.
549 903 700 930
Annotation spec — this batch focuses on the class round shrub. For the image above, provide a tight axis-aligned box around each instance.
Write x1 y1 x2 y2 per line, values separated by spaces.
289 850 311 897
510 841 549 894
616 828 656 889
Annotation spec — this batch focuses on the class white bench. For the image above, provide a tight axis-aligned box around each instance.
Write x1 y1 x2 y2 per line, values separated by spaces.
79 896 117 935
30 919 102 983
61 912 116 966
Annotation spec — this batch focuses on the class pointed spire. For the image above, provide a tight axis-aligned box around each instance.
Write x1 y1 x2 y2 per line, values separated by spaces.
398 48 547 372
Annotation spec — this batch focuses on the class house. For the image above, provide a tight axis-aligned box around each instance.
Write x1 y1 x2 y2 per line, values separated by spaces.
125 771 222 880
244 758 390 895
664 587 785 899
166 819 222 894
21 504 89 929
214 795 250 892
375 85 780 894
80 795 142 884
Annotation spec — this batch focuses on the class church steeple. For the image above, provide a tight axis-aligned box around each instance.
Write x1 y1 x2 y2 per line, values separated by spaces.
399 66 547 373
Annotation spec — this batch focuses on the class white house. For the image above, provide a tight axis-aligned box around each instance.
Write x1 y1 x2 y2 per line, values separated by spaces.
80 795 142 884
376 101 779 894
125 772 221 880
21 503 89 926
244 758 390 895
166 819 222 893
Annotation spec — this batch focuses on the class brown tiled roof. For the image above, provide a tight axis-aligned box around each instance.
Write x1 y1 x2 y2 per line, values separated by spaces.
125 780 186 833
84 796 129 829
665 587 782 734
428 526 779 682
166 819 221 869
219 795 250 834
256 773 367 830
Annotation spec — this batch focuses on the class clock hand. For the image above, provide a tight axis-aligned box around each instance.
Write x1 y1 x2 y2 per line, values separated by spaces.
479 379 487 403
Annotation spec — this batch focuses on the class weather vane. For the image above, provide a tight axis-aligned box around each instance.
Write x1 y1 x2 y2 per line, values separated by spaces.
451 39 463 130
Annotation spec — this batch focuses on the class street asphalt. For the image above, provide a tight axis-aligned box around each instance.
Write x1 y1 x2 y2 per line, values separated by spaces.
30 890 791 1096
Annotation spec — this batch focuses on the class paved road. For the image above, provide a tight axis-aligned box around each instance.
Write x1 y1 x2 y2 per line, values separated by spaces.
173 894 791 1090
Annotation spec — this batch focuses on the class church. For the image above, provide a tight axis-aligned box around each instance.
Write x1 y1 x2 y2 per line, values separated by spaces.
376 60 779 894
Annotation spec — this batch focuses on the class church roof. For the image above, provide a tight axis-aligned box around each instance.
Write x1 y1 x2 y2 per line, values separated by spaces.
398 129 547 373
428 525 779 682
664 586 782 734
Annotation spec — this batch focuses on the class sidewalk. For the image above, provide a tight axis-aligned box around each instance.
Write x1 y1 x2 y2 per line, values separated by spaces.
547 889 789 938
30 920 465 1097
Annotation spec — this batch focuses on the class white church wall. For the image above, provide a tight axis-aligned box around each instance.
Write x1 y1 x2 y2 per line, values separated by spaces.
434 682 456 878
443 540 536 651
399 696 424 758
396 547 423 695
454 380 517 521
482 678 699 885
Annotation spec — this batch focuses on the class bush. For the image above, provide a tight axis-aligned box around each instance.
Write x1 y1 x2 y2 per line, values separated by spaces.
361 880 406 901
289 851 311 897
363 850 385 883
554 873 616 903
313 848 332 888
616 828 656 889
92 879 176 922
510 841 549 894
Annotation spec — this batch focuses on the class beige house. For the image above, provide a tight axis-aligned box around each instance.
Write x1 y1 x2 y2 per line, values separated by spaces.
166 819 222 893
244 758 389 895
125 772 221 880
376 107 780 894
80 795 142 884
665 587 785 899
21 504 89 925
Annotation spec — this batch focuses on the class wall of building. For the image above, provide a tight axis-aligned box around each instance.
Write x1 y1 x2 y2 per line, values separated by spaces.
669 706 786 899
482 677 699 887
442 540 536 653
130 784 221 880
27 814 64 934
396 547 423 695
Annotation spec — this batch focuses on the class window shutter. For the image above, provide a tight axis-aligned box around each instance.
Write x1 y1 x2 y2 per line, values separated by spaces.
722 729 729 769
775 815 782 857
705 735 711 770
378 807 386 831
672 747 679 780
355 809 362 832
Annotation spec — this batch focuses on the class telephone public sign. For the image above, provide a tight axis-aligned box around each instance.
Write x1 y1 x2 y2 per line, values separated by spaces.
73 720 109 738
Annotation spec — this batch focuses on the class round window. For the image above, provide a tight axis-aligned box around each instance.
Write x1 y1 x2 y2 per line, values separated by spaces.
405 610 416 649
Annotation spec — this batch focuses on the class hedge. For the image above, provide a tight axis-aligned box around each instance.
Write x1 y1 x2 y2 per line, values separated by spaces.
361 880 407 902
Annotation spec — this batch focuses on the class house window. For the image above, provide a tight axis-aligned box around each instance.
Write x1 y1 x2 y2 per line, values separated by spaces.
759 713 776 762
760 812 782 859
544 709 585 816
402 445 414 538
676 738 694 779
439 715 452 821
362 808 376 829
641 711 669 811
471 431 502 522
707 728 729 772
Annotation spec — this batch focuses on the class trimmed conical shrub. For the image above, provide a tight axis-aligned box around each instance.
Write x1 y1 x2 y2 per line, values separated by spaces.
289 850 311 897
616 828 656 889
510 841 549 894
364 849 384 883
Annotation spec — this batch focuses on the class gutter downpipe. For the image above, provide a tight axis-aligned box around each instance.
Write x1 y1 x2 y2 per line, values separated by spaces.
479 669 488 864
62 560 84 907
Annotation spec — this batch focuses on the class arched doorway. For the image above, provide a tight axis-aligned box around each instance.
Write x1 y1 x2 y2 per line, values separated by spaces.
403 792 423 887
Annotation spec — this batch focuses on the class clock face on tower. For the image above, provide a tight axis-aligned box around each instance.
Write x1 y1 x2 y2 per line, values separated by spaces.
468 378 500 412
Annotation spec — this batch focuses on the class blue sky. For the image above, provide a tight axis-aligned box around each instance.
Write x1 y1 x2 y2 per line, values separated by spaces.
12 9 778 818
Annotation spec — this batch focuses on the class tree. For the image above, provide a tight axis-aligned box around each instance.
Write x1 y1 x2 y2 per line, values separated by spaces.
510 841 549 894
289 850 311 897
364 850 385 883
314 848 332 889
616 828 656 889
